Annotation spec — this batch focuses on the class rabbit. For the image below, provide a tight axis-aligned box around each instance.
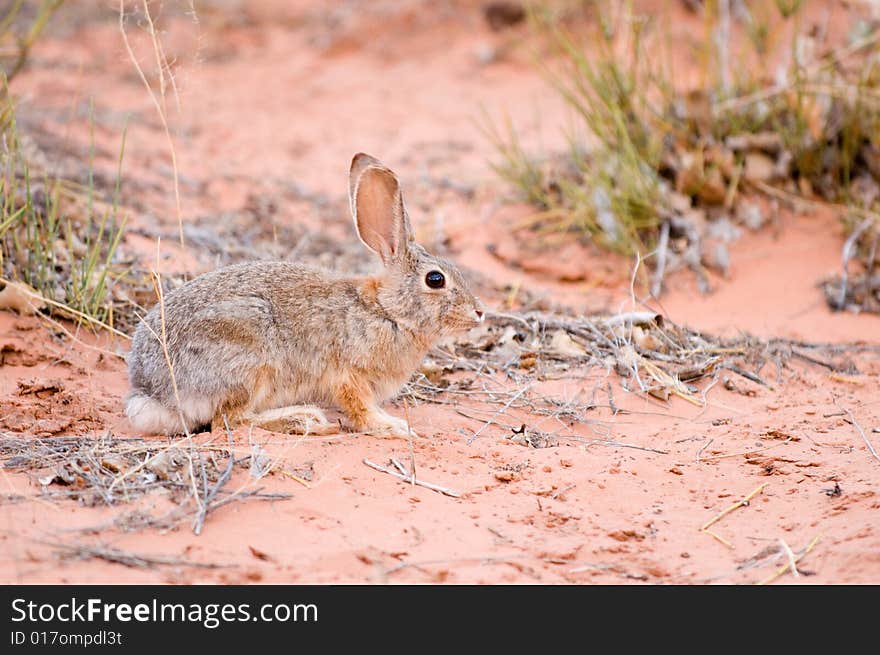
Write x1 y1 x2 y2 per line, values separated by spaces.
125 153 484 437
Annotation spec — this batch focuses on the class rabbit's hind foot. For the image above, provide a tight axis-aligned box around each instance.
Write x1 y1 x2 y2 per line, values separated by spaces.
240 405 340 435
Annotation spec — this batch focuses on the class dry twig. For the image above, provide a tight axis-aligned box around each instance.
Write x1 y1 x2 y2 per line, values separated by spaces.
701 483 768 535
52 542 230 570
757 535 822 585
833 399 880 465
363 459 460 498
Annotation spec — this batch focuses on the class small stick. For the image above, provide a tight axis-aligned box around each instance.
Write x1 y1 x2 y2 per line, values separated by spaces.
607 382 619 415
384 554 539 577
651 221 670 298
722 363 768 386
467 383 531 445
833 399 880 465
828 372 863 385
363 459 460 498
837 217 874 310
778 538 800 578
551 484 576 500
51 542 230 570
487 527 512 543
696 438 714 462
701 483 767 532
591 440 669 455
757 535 822 585
699 437 794 462
792 349 840 371
390 458 410 477
278 470 311 488
402 397 416 485
702 437 794 462
704 528 734 549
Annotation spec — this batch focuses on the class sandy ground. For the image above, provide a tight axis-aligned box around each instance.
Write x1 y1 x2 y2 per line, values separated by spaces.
1 0 879 584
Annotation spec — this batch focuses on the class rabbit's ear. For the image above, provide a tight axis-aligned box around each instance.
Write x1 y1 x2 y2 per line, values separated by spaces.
350 153 412 265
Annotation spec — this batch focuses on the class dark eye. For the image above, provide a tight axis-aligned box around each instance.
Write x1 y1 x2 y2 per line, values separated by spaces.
425 270 445 289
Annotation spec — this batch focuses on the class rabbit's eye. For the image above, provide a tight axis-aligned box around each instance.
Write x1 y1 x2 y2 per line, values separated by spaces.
425 270 446 289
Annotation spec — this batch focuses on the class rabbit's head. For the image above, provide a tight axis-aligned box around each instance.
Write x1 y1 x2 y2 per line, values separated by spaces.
350 153 484 337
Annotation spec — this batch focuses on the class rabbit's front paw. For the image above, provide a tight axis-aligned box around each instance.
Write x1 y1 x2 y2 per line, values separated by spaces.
363 411 416 439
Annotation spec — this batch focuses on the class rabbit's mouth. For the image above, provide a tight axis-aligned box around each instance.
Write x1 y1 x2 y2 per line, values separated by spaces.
466 307 485 327
446 308 484 331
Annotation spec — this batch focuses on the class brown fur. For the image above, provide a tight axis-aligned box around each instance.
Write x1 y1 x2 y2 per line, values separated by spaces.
335 379 373 431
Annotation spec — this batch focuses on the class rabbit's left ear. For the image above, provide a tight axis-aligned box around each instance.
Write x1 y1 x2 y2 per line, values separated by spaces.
349 153 413 266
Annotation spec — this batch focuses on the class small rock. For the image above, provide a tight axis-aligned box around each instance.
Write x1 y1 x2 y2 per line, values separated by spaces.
548 330 587 358
737 202 765 230
743 152 776 183
677 154 726 205
145 449 185 481
483 1 525 31
474 42 500 65
100 456 127 474
702 241 730 275
249 444 271 479
706 215 742 242
631 326 662 351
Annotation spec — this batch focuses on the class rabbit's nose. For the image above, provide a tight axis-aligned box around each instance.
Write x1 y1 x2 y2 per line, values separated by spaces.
474 309 484 322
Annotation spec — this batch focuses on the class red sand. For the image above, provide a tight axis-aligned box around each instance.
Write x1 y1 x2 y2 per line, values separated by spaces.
1 0 878 584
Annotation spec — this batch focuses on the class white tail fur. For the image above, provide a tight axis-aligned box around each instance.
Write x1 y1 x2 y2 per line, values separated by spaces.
126 393 187 434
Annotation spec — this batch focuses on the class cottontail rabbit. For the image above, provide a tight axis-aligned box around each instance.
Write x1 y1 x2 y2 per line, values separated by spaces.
126 154 484 437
